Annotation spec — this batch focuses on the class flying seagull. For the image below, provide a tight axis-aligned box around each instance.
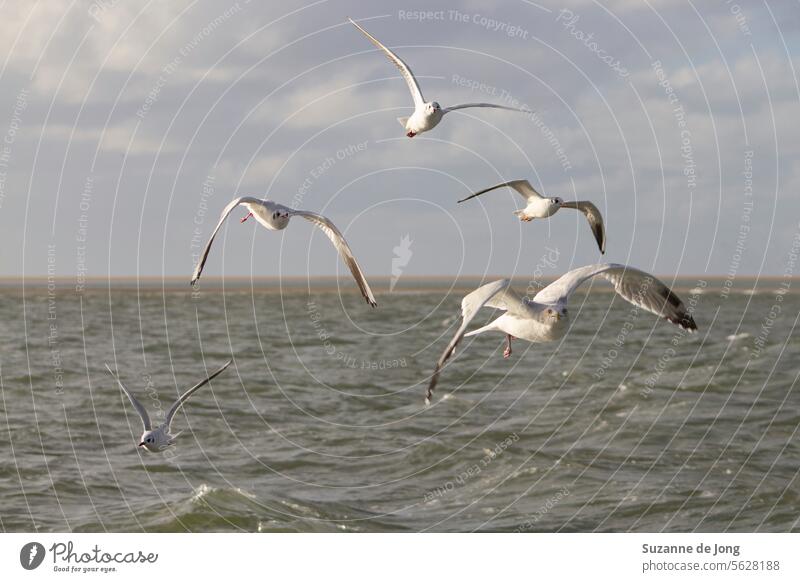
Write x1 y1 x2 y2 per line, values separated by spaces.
106 360 233 452
458 179 606 253
348 18 531 137
191 197 377 307
425 264 697 404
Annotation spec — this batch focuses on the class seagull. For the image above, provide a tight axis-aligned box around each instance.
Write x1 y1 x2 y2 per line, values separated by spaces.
105 360 233 452
458 179 606 253
191 197 377 307
425 264 697 404
348 18 531 137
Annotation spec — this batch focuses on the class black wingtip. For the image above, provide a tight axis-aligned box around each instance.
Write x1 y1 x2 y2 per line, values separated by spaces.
668 314 698 332
684 315 698 332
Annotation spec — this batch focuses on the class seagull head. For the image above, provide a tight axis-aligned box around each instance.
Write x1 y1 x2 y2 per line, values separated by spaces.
426 102 441 115
138 430 168 453
270 210 291 227
550 197 563 207
544 307 563 323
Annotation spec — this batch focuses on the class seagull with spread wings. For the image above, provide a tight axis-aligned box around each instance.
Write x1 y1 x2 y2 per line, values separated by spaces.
458 179 606 254
425 264 697 404
106 360 232 452
190 197 377 307
349 18 531 137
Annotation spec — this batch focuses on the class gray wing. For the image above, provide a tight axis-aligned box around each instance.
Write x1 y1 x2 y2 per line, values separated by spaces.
164 360 233 431
442 102 531 114
458 179 544 204
105 364 151 431
484 284 529 314
426 279 510 405
560 200 606 254
290 209 377 307
190 196 263 285
348 18 425 108
533 263 697 331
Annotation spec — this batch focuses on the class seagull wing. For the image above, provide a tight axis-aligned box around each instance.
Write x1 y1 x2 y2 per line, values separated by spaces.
106 364 151 431
290 209 377 307
348 18 425 109
484 284 529 315
458 179 544 204
426 279 511 404
442 103 531 114
560 200 606 254
164 360 233 432
190 196 263 285
533 264 697 331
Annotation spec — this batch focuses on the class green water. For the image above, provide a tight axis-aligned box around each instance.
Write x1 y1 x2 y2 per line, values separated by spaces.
1 279 798 532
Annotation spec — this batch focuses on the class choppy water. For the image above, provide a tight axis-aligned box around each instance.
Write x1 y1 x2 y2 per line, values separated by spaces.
1 278 798 532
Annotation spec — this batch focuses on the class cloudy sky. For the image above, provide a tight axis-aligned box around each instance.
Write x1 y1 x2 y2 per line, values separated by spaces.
1 0 798 282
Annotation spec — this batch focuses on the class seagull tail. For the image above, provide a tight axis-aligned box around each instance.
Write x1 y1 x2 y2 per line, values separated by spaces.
396 117 409 128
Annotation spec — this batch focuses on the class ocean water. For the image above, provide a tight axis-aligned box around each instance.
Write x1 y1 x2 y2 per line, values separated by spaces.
1 278 798 532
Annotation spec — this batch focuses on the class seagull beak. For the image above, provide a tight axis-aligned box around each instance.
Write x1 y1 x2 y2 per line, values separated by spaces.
138 442 146 447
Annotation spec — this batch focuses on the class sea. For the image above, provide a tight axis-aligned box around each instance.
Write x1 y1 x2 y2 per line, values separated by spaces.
1 276 798 532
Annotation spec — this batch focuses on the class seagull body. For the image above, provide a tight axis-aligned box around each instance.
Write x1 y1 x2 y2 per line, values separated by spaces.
458 179 607 253
348 18 530 137
105 360 232 452
425 264 697 403
191 197 377 307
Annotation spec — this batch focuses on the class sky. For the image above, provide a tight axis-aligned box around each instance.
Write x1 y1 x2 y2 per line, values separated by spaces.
1 0 798 282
